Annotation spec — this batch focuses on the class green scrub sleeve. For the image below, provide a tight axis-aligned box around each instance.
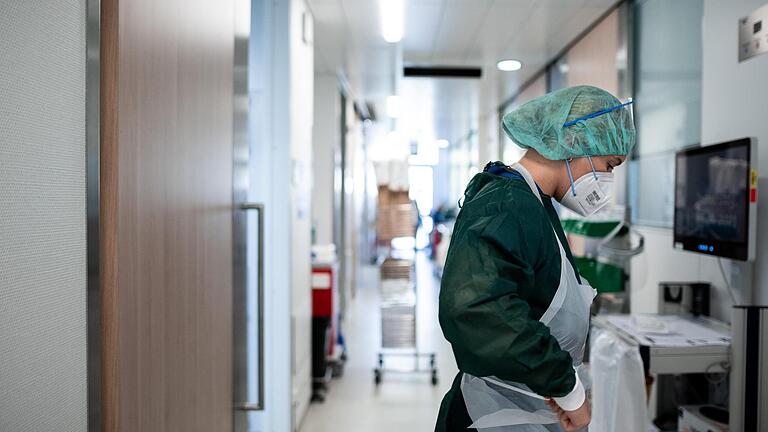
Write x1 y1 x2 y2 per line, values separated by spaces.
438 210 576 397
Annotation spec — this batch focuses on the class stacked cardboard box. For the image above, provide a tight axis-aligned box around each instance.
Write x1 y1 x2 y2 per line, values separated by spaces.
377 186 418 241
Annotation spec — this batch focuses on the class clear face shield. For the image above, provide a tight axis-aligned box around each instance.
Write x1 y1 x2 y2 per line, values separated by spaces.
562 98 635 129
625 97 636 142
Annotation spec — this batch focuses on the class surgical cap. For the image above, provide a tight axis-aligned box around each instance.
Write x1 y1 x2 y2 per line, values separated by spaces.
501 85 636 160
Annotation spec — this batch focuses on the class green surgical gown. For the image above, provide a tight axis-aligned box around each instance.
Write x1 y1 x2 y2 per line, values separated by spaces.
435 163 582 431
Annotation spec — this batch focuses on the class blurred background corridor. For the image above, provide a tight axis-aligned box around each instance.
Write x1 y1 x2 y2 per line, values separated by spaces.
1 0 768 431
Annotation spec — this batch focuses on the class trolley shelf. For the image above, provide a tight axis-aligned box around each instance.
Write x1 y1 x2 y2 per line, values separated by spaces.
374 256 437 386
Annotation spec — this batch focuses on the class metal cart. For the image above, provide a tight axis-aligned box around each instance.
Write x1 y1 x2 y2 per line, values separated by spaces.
374 257 438 386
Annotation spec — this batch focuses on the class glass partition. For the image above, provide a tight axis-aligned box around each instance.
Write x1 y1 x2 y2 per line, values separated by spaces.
629 0 703 227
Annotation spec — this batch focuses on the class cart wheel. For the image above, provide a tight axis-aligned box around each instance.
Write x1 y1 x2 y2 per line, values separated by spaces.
430 354 436 368
378 353 384 367
374 369 382 386
331 362 344 378
431 370 438 386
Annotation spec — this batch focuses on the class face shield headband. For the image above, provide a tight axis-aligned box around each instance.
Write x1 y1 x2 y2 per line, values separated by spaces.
562 99 635 128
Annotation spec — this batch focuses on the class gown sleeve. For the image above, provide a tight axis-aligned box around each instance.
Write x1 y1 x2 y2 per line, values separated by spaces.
438 205 577 397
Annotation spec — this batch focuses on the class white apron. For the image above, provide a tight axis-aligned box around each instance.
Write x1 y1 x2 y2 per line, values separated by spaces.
461 163 597 431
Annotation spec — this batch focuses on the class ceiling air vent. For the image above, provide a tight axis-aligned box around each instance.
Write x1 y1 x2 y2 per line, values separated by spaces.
403 66 482 79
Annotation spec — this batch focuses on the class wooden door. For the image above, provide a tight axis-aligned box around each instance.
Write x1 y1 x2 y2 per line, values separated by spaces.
100 1 234 431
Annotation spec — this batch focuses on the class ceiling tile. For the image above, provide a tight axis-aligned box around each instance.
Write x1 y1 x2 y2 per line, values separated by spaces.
311 0 623 143
311 3 350 73
431 1 494 64
466 0 539 65
341 0 389 48
403 2 444 57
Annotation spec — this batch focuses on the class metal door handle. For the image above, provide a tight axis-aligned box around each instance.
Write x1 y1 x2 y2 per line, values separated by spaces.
235 202 265 411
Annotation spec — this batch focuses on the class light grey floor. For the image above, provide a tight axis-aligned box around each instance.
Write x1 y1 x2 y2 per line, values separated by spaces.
300 252 459 432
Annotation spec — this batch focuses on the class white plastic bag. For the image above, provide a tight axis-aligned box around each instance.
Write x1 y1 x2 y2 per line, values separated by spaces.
589 327 649 432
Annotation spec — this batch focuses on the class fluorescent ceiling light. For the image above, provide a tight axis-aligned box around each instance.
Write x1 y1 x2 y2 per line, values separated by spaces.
437 139 449 148
386 95 402 118
380 0 405 43
497 59 523 72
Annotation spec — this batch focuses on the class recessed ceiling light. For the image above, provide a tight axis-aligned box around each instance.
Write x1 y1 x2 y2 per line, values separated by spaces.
437 139 449 148
497 59 523 72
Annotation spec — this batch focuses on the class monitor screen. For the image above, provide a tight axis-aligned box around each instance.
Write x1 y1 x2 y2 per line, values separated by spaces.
674 138 752 260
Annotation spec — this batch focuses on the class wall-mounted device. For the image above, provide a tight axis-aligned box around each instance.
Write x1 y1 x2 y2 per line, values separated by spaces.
739 3 768 62
673 137 758 261
658 282 710 317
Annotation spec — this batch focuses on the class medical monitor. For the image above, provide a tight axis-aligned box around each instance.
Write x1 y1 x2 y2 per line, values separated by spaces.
673 138 757 261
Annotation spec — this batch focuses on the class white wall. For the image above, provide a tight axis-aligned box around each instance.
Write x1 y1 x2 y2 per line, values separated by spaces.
477 67 500 165
630 0 703 227
630 227 731 316
248 0 313 430
340 98 359 306
631 0 768 320
434 147 455 209
0 2 88 429
289 1 314 425
312 74 340 246
701 0 768 306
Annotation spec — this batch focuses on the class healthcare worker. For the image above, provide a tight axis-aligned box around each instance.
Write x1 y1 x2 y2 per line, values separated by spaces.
435 85 635 432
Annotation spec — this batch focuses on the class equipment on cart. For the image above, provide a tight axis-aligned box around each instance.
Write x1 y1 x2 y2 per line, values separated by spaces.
310 245 347 402
374 257 438 386
373 176 437 386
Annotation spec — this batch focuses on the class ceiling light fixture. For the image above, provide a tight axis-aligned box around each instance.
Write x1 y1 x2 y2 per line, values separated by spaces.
497 59 523 72
437 139 449 149
379 0 405 43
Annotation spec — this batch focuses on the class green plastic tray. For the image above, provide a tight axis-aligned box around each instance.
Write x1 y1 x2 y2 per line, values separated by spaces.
561 219 621 238
573 256 625 293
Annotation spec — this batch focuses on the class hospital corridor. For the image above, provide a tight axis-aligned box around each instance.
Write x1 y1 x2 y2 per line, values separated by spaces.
299 254 458 432
1 0 768 431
